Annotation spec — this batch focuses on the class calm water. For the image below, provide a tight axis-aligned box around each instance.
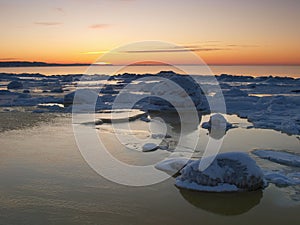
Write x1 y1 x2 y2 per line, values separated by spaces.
0 113 299 225
0 63 300 224
0 65 300 77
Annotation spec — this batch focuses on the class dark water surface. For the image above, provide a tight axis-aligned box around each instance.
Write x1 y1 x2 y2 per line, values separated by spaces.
0 114 299 225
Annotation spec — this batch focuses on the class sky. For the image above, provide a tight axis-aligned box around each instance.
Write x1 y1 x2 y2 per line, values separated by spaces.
0 0 300 65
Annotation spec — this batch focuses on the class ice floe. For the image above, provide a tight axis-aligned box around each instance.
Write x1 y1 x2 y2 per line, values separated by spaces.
0 72 299 136
149 74 206 111
175 152 266 192
142 143 159 152
201 113 234 131
252 149 300 167
7 80 23 89
263 170 300 187
96 109 146 123
155 157 194 175
252 149 300 188
201 113 235 139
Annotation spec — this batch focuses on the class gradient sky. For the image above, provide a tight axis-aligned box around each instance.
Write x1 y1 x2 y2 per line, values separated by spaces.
0 0 300 65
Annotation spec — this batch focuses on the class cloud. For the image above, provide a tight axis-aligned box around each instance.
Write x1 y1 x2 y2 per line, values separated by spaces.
226 44 260 48
80 47 225 55
34 22 62 26
187 41 260 49
89 24 110 29
121 46 228 54
81 42 258 56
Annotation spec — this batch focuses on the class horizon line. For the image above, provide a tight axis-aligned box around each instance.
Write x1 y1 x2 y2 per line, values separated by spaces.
0 61 299 67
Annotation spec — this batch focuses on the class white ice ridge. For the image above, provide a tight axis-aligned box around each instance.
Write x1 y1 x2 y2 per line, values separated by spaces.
175 152 266 192
252 149 300 167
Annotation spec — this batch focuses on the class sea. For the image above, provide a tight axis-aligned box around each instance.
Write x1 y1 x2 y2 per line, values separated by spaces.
0 65 300 77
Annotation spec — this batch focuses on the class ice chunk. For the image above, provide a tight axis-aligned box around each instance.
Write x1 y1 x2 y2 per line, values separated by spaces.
155 157 194 175
142 143 159 152
7 80 23 89
252 149 300 167
158 145 169 150
201 114 234 139
201 114 233 131
96 109 146 123
64 89 97 106
280 120 299 135
176 152 266 192
140 115 151 122
149 74 205 110
176 181 239 192
263 170 300 187
36 103 64 112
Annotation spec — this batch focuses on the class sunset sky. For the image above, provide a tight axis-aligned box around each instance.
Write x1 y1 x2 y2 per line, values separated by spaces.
0 0 300 65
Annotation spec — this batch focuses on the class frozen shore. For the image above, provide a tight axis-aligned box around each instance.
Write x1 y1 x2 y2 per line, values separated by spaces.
0 71 299 135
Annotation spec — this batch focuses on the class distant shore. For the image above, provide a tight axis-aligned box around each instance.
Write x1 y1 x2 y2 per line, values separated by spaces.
0 61 90 67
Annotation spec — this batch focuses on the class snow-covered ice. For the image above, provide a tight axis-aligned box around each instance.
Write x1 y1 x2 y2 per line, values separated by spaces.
176 180 240 192
175 152 266 192
149 74 206 111
142 143 159 152
7 80 23 89
201 113 235 139
263 170 300 187
0 72 299 135
155 157 193 175
252 149 300 188
201 113 234 131
252 149 300 167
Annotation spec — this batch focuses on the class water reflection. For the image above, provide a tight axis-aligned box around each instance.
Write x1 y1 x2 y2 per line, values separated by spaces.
179 189 263 216
148 111 202 134
148 111 202 152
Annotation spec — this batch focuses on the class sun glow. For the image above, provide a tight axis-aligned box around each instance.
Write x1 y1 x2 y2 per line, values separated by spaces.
0 0 299 65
